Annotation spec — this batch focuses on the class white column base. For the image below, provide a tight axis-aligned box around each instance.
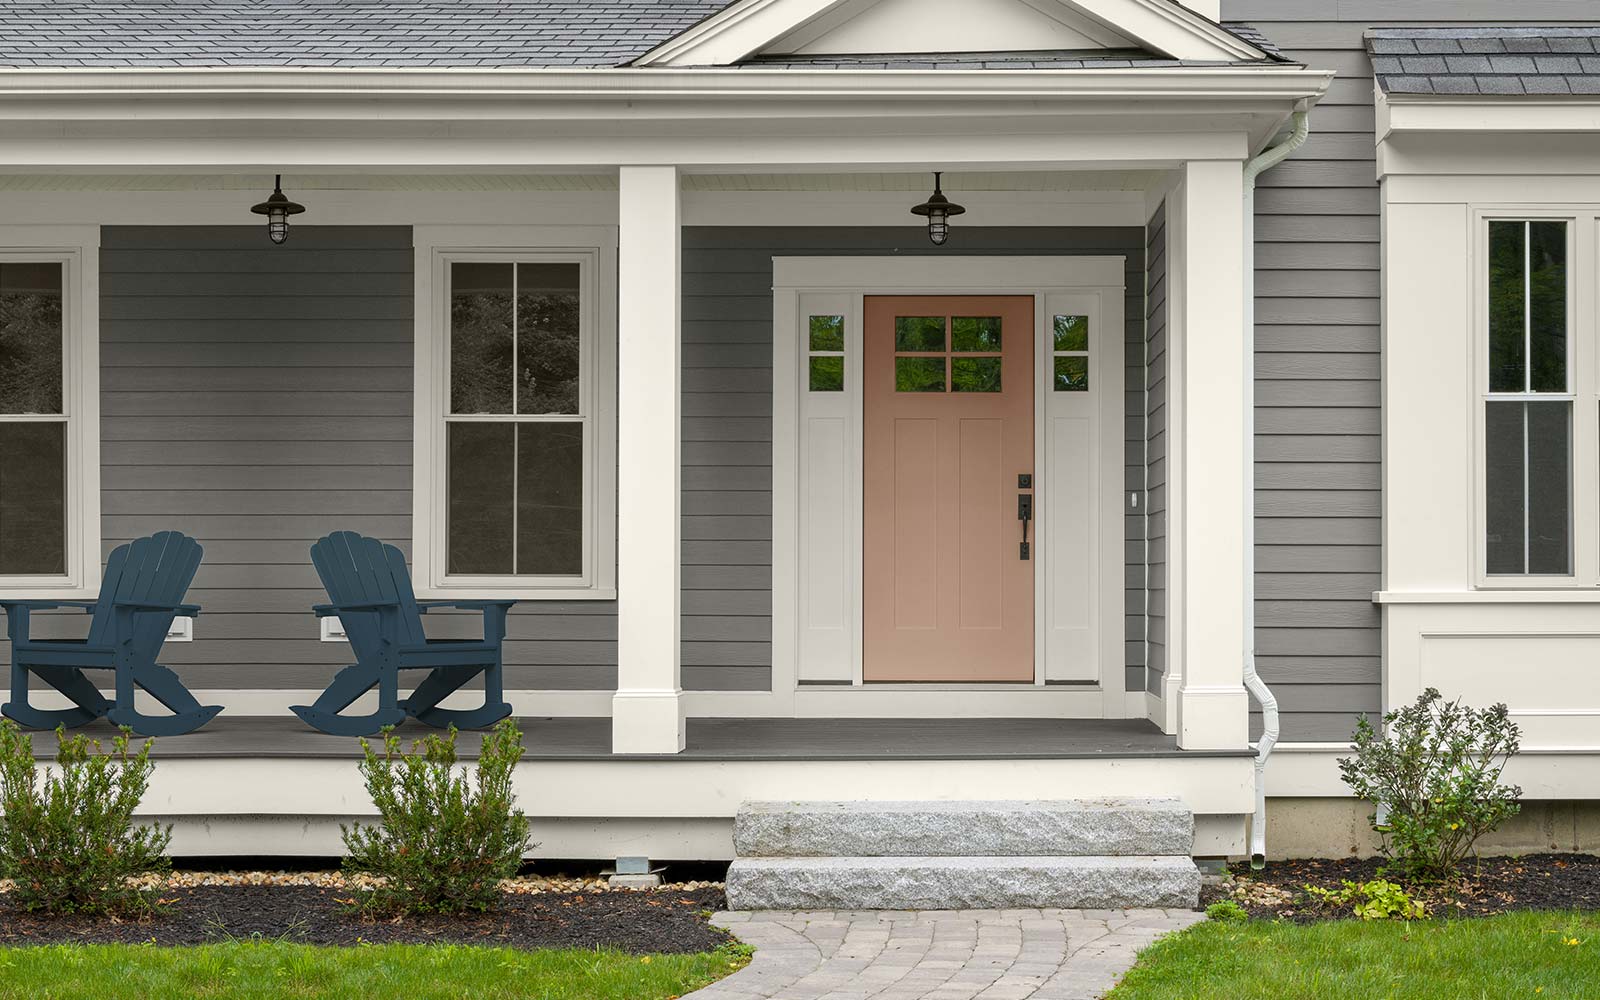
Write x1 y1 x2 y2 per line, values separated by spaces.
611 690 686 755
1176 684 1249 751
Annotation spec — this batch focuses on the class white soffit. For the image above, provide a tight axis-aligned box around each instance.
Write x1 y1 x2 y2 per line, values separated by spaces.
637 0 1268 66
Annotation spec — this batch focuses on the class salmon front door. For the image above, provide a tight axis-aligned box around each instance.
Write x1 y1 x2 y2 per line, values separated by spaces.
863 296 1035 682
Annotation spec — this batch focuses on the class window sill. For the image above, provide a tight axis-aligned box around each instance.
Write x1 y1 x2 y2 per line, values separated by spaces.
0 584 95 601
414 587 617 602
1374 589 1600 605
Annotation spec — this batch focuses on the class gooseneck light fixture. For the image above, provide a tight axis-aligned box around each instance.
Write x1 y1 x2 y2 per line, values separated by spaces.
251 174 306 245
910 171 966 246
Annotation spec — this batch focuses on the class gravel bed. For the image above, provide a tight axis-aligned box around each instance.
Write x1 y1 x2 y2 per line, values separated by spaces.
0 885 731 953
1204 854 1600 921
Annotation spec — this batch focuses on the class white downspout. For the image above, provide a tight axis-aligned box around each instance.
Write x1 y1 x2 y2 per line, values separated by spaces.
1242 107 1310 869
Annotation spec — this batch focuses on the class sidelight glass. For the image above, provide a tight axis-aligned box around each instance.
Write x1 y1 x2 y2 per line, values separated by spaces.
809 315 845 352
1053 315 1088 353
809 356 844 392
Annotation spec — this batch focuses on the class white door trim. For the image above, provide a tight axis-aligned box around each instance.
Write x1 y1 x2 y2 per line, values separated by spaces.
772 255 1129 717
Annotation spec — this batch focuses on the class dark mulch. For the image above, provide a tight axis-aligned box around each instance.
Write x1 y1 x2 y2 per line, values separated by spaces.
1203 853 1600 922
0 886 731 953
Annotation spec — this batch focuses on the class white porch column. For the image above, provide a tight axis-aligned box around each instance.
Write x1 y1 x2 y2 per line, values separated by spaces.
1169 158 1251 750
612 165 685 754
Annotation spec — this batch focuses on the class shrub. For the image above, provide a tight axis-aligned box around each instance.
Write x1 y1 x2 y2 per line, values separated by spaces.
0 722 171 915
1337 687 1521 879
342 719 531 915
1205 900 1249 922
1303 879 1427 921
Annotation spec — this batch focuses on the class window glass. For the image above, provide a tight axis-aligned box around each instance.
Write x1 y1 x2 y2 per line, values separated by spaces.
1052 315 1089 392
0 422 65 575
809 356 844 392
447 422 515 575
951 317 1001 352
1528 221 1568 393
516 422 584 575
1487 221 1526 393
450 262 513 414
894 317 946 352
809 315 844 352
516 263 580 414
0 262 63 415
951 356 1001 393
0 261 67 576
895 357 946 393
807 315 845 392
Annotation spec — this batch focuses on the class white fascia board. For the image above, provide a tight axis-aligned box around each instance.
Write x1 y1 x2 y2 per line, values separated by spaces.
635 0 1266 67
1381 95 1600 136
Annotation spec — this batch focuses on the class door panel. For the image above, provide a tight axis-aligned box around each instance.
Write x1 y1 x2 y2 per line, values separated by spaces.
863 295 1035 682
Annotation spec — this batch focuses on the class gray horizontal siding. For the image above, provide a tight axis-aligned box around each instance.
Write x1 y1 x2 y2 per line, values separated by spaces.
683 226 1146 693
1222 5 1413 741
1144 202 1167 698
9 225 628 695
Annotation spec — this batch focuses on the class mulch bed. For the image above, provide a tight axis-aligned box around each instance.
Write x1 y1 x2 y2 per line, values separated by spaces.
1203 853 1600 922
0 886 731 953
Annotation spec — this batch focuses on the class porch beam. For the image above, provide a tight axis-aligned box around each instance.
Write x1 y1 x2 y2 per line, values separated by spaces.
1169 157 1250 751
612 165 686 755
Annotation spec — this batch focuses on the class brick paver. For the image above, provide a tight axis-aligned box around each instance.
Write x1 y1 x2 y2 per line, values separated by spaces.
688 908 1204 1000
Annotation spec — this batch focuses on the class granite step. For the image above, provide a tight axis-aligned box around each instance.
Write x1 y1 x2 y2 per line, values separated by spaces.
724 855 1202 911
733 798 1194 858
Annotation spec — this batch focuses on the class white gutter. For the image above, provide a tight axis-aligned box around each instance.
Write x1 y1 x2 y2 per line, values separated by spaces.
1241 106 1309 869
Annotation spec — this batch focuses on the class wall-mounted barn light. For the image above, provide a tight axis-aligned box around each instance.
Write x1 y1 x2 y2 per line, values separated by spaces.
250 175 306 245
910 172 966 246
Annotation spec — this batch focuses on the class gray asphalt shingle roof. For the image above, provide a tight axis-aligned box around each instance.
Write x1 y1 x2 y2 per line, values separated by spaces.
0 1 733 67
0 2 1283 70
1367 26 1600 96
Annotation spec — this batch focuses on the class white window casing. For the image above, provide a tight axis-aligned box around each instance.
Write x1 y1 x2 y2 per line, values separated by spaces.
0 227 100 599
412 225 618 600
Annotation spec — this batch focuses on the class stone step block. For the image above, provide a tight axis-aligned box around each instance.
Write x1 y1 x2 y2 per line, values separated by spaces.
724 855 1201 911
733 799 1193 858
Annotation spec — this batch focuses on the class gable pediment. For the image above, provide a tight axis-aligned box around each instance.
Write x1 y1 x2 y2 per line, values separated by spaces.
636 0 1267 67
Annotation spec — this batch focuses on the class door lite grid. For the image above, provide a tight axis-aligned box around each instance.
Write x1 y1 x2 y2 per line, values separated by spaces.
0 261 67 577
446 260 585 578
1486 220 1570 576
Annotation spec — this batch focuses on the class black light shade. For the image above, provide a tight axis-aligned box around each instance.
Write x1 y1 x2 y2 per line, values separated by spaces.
250 174 306 245
910 171 966 247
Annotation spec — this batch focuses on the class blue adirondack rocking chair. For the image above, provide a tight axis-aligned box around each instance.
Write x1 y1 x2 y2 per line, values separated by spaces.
0 531 223 737
290 531 515 736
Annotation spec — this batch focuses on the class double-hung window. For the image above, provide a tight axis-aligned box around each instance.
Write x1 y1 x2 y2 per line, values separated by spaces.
415 229 617 599
0 238 97 597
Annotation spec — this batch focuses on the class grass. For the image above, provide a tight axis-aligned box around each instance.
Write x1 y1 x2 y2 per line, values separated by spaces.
1107 910 1600 1000
0 940 751 1000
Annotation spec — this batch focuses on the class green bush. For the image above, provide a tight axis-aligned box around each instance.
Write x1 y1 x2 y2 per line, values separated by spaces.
1206 900 1249 923
342 719 531 915
1303 879 1427 921
1337 688 1521 879
0 722 171 915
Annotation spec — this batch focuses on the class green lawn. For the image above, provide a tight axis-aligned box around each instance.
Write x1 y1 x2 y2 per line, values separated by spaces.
0 941 749 1000
1108 911 1600 1000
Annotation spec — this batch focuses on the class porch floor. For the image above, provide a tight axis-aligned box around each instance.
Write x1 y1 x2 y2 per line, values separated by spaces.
28 716 1250 761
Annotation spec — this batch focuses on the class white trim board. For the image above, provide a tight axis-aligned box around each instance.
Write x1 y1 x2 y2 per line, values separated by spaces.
772 255 1130 715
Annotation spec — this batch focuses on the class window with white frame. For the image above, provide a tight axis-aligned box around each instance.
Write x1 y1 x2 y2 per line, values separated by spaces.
1482 218 1574 578
416 236 616 599
0 245 96 594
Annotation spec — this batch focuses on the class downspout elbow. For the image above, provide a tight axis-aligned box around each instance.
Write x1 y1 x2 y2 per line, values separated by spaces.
1242 109 1310 870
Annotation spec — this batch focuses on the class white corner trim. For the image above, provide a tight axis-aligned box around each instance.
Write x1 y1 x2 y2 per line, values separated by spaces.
635 0 1267 67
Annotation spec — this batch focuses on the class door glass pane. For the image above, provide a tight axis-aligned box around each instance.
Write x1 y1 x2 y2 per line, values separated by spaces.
809 315 844 352
0 421 66 575
951 317 1001 352
517 422 584 576
809 356 844 392
895 357 946 392
447 422 514 574
894 317 946 352
1053 315 1088 352
951 357 1002 393
1528 221 1567 393
450 263 514 414
1487 221 1526 393
0 262 63 415
1526 400 1570 574
516 262 581 415
1054 356 1089 392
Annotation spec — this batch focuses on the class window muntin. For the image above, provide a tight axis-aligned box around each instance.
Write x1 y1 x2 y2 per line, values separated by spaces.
0 262 66 576
1484 220 1572 577
442 256 590 583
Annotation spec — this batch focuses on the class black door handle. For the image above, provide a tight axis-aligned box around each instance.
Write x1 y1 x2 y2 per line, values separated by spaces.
1018 493 1033 560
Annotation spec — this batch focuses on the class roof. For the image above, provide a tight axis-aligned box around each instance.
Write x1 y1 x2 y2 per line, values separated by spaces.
0 1 733 68
1367 25 1600 96
0 2 1289 70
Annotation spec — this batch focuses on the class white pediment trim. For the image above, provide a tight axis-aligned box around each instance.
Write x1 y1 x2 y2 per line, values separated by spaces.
635 0 1268 67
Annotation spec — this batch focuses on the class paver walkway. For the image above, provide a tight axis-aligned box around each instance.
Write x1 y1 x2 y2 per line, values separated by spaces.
687 908 1204 1000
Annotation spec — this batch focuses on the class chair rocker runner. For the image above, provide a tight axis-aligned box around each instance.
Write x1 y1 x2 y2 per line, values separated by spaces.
292 531 516 737
0 531 223 737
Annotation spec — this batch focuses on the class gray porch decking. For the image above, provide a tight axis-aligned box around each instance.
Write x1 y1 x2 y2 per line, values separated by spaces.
27 717 1251 761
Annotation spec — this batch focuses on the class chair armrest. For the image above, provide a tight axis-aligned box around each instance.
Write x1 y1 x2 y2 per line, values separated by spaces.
0 599 98 613
113 599 196 613
313 600 401 616
416 600 518 614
